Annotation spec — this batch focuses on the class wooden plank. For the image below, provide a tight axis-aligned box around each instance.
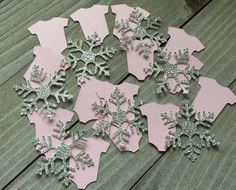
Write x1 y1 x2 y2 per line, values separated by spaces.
130 0 236 189
0 0 212 189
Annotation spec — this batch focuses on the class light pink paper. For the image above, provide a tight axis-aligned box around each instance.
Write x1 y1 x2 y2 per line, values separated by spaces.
164 27 205 94
140 103 179 152
70 137 109 189
28 108 74 157
111 4 154 80
24 46 64 88
28 17 68 54
111 4 150 39
74 77 142 152
126 40 158 80
29 108 109 189
71 5 109 41
193 77 236 121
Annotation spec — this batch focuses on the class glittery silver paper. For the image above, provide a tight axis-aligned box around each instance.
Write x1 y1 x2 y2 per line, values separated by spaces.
162 100 220 162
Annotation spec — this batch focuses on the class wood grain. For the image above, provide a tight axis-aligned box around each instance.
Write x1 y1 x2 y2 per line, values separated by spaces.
3 0 234 189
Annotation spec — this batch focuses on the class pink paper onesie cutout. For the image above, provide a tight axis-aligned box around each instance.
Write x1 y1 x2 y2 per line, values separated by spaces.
140 103 179 151
111 4 155 80
28 17 68 54
74 77 143 152
24 46 64 88
193 77 236 121
71 5 109 41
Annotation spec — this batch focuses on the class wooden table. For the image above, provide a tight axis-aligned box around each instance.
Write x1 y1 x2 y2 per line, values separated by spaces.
0 0 235 189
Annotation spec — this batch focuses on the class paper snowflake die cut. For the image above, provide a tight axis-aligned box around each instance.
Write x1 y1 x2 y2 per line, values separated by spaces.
62 33 116 85
33 121 94 187
14 67 73 120
162 101 220 162
92 87 147 149
145 49 201 95
114 8 167 57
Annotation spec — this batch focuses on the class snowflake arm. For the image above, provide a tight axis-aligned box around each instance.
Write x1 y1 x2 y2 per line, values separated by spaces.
145 49 201 95
115 8 167 57
92 88 146 149
162 101 220 162
33 121 94 186
64 33 116 84
14 69 73 120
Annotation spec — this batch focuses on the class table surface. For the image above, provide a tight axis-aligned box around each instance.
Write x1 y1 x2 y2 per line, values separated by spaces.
0 0 236 189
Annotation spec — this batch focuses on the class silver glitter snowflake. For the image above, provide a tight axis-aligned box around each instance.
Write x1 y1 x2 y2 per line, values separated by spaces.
33 121 94 186
92 87 146 149
62 33 116 84
114 8 167 57
145 49 201 94
161 101 220 162
14 67 73 120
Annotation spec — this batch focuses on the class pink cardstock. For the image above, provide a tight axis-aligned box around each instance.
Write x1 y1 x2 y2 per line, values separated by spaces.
140 103 179 152
29 108 109 189
70 137 109 189
111 4 154 80
164 27 205 94
28 17 68 54
193 77 236 121
111 4 150 39
28 108 74 152
74 77 142 152
24 46 64 88
71 5 109 41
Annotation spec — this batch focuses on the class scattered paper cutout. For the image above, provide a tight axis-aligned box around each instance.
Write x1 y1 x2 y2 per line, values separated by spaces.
32 117 109 189
145 49 201 94
193 77 236 121
24 46 65 88
15 71 73 120
112 4 150 40
71 5 109 41
74 77 143 152
92 87 146 150
62 33 116 85
114 7 166 57
140 103 179 151
163 100 219 162
70 138 109 189
28 17 68 54
28 108 74 145
145 27 205 94
112 4 160 80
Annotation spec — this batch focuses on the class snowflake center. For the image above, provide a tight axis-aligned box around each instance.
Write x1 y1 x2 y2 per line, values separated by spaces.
165 64 178 78
111 109 127 125
55 143 72 161
81 51 96 63
181 121 198 137
36 85 51 100
133 26 147 39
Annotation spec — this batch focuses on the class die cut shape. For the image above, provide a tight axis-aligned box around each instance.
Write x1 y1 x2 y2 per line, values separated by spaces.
111 4 150 39
28 108 74 151
28 17 68 54
140 103 179 151
31 110 109 189
193 77 236 121
112 4 158 80
71 5 109 41
144 27 205 94
164 27 205 94
74 77 143 152
70 138 109 189
24 46 65 88
74 77 139 122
